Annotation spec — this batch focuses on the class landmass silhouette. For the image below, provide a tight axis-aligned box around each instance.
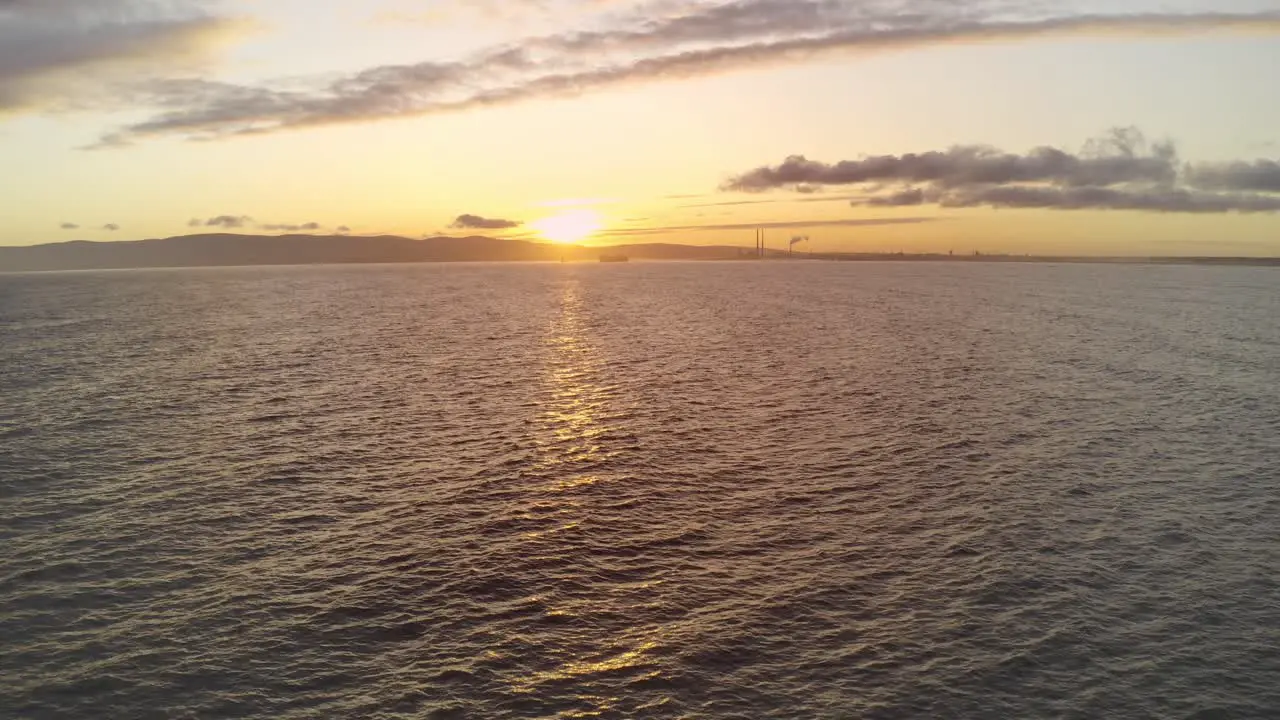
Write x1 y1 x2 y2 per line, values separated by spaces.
1 233 1276 272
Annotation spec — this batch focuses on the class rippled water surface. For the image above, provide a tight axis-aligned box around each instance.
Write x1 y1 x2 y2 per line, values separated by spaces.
3 262 1279 719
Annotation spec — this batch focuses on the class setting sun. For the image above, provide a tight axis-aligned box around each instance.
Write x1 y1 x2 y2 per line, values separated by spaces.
532 209 603 244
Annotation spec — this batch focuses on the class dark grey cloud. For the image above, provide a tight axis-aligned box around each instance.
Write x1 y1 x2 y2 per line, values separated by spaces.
451 214 522 230
727 128 1280 214
937 185 1280 213
865 187 928 207
0 0 235 113
1185 159 1280 193
102 223 120 231
726 128 1179 191
194 214 251 228
527 0 912 55
95 3 1280 144
336 225 352 234
60 222 79 230
260 221 321 232
683 193 873 208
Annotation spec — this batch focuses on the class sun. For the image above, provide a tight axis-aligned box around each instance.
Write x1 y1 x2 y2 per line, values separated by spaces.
532 209 603 244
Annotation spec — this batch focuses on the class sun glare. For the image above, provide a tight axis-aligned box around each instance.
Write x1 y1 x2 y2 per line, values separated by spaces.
533 209 603 244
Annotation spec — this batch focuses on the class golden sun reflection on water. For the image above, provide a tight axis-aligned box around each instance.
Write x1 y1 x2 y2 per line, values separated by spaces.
511 276 666 712
533 281 616 469
515 641 660 692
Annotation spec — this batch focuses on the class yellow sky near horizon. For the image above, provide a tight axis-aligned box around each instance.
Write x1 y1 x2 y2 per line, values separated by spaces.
3 1 1280 255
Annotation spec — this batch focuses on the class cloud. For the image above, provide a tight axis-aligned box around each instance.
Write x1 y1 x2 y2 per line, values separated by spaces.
259 221 321 232
681 198 782 208
865 187 929 207
1185 160 1280 193
726 128 1179 191
599 216 935 238
683 193 869 207
336 225 351 235
450 214 522 230
102 223 120 231
94 3 1280 144
936 185 1280 213
0 0 240 114
60 222 79 230
724 128 1280 214
191 216 329 231
192 214 252 228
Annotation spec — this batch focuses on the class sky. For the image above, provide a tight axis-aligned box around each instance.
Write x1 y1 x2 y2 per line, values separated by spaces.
3 0 1280 255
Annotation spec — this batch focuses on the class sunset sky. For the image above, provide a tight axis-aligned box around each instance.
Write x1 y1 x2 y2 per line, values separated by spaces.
4 0 1280 255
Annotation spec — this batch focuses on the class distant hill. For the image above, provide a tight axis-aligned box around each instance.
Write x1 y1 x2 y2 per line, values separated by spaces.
6 234 1275 272
0 234 758 272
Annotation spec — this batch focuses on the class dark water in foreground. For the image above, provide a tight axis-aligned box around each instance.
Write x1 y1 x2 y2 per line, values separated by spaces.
2 262 1278 719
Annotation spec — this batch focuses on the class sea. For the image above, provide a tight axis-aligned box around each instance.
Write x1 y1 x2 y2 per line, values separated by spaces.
2 261 1278 719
